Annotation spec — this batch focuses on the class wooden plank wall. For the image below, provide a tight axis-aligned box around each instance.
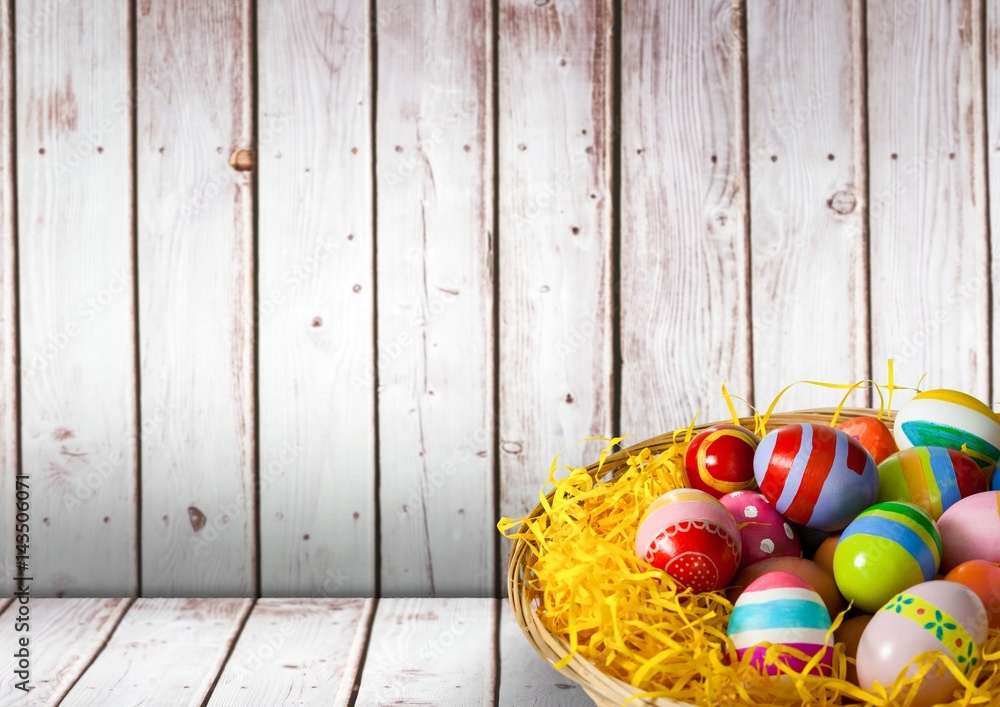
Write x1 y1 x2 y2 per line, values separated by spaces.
1 0 998 599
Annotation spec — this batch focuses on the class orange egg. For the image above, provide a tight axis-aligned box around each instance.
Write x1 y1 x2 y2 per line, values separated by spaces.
944 559 1000 629
836 416 898 465
834 614 873 685
727 556 846 619
812 533 840 575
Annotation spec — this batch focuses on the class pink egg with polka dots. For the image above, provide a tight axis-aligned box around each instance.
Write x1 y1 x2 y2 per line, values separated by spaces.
720 490 802 568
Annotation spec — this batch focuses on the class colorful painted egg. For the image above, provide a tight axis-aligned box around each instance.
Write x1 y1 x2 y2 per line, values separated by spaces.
944 560 1000 629
833 501 942 613
993 469 1000 491
893 389 1000 470
876 446 987 520
727 571 833 676
837 416 898 465
726 557 846 620
856 580 988 707
937 491 1000 571
753 424 879 531
635 488 741 593
719 491 800 568
684 425 760 498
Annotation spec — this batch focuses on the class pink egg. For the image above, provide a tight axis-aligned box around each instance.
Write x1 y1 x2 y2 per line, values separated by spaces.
937 491 1000 571
720 491 801 568
856 580 988 707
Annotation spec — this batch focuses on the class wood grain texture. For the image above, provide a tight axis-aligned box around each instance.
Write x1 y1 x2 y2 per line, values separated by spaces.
0 598 130 705
256 0 375 597
136 0 256 595
376 0 495 597
0 0 16 594
60 598 252 706
868 0 990 400
498 0 614 576
354 597 496 705
747 0 869 409
15 0 136 595
498 601 593 706
988 0 1000 400
207 598 373 706
620 0 752 437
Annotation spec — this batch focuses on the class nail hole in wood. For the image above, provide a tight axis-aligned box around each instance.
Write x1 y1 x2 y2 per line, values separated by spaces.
770 155 777 162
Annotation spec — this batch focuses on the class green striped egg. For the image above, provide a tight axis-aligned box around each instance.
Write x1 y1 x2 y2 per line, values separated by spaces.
833 501 942 613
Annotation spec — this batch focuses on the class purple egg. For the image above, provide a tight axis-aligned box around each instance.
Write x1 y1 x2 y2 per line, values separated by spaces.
720 491 801 568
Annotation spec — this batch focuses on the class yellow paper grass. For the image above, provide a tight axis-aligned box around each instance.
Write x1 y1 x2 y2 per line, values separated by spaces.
499 376 1000 706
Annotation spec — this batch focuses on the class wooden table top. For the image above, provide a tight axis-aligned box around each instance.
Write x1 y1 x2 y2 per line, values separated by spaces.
0 597 594 706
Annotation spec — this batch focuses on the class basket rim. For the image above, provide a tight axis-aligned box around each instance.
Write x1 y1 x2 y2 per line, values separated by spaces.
506 406 894 707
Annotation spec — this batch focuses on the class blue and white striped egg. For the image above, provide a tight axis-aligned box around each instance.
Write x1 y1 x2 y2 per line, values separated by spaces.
727 571 834 676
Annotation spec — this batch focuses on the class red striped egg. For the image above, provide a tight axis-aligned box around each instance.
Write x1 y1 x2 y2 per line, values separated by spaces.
753 424 879 532
635 488 741 593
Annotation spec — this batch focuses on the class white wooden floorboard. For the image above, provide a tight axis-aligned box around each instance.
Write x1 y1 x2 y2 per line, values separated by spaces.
354 597 496 705
207 598 373 707
59 598 252 707
0 598 129 705
15 0 137 597
498 601 594 707
256 0 376 597
376 0 496 598
136 0 257 595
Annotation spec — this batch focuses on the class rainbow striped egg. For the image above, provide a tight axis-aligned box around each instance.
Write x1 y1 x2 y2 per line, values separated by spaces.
635 488 741 593
893 389 1000 471
876 446 987 520
833 501 942 613
753 423 879 532
728 571 833 676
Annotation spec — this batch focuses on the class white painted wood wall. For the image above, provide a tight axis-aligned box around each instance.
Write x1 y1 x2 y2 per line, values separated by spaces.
0 0 997 598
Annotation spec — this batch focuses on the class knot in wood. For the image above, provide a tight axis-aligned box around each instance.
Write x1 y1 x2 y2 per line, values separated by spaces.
229 147 255 171
828 190 856 215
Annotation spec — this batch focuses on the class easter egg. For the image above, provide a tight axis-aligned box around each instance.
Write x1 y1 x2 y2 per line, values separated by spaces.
684 425 760 498
837 416 898 464
635 488 741 592
727 557 846 620
856 580 988 707
833 501 942 613
944 560 1000 629
893 389 1000 471
719 491 800 568
993 469 1000 491
834 614 872 685
811 534 840 575
753 423 879 531
727 572 833 676
876 446 987 519
937 491 1000 571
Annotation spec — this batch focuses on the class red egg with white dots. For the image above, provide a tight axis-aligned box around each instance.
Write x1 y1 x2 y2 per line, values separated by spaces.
684 425 760 498
635 488 742 592
720 490 802 568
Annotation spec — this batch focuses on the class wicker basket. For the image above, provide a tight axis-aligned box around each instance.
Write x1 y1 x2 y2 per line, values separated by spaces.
507 407 889 707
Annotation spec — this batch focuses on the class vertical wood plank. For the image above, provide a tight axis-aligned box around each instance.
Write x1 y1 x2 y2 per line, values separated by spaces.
498 601 593 706
376 0 494 597
207 598 373 706
256 0 375 597
61 598 253 706
619 0 752 437
498 0 614 571
354 598 496 705
16 0 136 595
0 0 16 596
137 0 256 595
987 0 1000 398
0 598 130 705
868 0 989 401
747 0 870 408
